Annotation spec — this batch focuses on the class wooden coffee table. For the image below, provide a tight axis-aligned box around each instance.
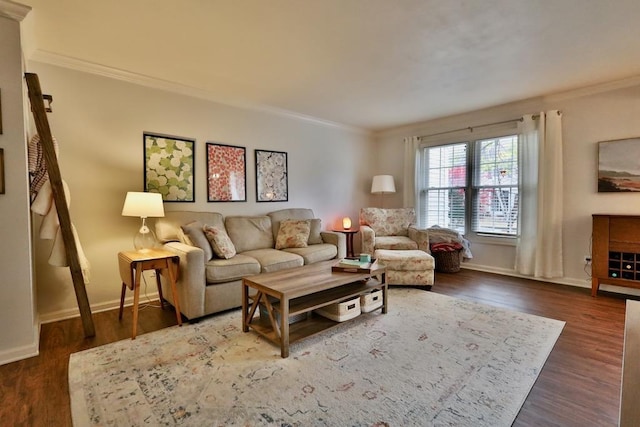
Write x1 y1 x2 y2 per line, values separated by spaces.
242 260 387 358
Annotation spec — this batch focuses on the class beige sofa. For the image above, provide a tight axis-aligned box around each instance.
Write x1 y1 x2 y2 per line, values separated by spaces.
154 208 346 320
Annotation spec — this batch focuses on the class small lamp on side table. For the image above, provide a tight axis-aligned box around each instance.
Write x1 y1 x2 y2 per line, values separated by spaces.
342 216 352 230
121 191 165 252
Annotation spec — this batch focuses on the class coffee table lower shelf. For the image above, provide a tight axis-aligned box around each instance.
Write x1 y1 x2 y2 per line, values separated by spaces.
247 313 346 345
242 270 387 358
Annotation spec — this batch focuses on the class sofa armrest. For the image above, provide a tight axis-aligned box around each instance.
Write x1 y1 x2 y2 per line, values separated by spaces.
320 231 347 259
160 242 206 319
408 226 430 253
360 225 375 256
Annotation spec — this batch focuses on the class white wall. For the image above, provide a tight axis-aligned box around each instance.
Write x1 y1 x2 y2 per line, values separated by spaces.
26 60 375 321
0 7 38 365
375 78 640 294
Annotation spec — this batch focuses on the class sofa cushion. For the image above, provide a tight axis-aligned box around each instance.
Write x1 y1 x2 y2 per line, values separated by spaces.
181 221 213 261
156 211 225 243
268 208 315 238
283 243 337 265
308 218 323 245
241 248 304 273
359 207 415 237
375 236 419 251
225 216 274 253
205 254 261 284
203 224 236 259
177 227 192 245
275 219 311 249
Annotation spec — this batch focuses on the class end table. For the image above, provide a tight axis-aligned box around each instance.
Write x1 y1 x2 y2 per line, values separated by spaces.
118 249 182 339
332 228 359 258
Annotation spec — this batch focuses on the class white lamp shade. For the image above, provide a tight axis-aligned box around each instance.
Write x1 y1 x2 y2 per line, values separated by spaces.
121 192 165 218
371 175 396 194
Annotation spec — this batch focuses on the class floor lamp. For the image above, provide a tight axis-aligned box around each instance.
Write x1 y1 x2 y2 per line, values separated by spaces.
371 175 396 207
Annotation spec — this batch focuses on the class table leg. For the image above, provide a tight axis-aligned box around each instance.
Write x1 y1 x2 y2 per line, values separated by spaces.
280 297 290 358
591 277 600 297
118 282 126 320
382 274 388 314
154 269 165 310
242 281 249 332
246 290 263 332
132 265 142 339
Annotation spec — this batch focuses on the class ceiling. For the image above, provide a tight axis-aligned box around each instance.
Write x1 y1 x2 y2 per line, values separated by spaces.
21 0 640 131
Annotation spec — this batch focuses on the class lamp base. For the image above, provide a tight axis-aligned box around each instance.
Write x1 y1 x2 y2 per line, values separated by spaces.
133 226 158 252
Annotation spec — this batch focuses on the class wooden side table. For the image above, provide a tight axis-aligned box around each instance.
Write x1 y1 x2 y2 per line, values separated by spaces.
332 228 359 258
118 249 182 339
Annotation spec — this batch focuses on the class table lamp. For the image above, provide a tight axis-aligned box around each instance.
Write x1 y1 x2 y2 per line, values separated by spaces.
121 191 165 252
342 217 352 230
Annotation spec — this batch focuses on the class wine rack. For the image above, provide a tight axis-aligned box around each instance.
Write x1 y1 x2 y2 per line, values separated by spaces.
592 214 640 296
608 251 640 281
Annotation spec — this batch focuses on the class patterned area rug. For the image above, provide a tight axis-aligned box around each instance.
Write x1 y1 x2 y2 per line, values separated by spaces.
69 289 564 426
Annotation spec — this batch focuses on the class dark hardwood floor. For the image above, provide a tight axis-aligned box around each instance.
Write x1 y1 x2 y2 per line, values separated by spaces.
0 269 630 426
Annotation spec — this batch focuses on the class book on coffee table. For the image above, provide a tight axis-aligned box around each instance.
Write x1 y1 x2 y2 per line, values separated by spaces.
332 258 379 273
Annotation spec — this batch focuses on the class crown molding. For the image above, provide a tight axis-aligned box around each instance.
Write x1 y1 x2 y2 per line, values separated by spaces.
0 0 30 21
28 49 369 135
543 74 640 102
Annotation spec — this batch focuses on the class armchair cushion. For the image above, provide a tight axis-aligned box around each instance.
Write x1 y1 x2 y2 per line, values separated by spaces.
359 207 415 236
374 236 419 251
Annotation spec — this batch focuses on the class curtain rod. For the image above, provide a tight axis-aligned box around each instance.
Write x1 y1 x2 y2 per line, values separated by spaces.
418 111 561 140
418 118 520 140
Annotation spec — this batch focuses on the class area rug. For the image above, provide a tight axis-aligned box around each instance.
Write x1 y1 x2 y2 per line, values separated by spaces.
69 289 564 426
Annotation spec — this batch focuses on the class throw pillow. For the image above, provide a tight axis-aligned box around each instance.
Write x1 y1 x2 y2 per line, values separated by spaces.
308 218 323 245
275 219 311 249
203 224 237 259
181 221 213 261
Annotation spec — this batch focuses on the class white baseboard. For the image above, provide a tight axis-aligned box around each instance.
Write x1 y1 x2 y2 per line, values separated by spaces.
0 322 40 366
461 263 640 297
39 291 161 324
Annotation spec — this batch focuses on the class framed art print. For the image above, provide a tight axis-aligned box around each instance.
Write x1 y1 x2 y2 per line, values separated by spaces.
598 137 640 192
255 149 288 202
144 132 195 202
206 142 246 202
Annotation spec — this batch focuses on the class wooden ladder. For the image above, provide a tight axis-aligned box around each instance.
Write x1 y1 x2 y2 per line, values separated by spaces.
25 72 95 337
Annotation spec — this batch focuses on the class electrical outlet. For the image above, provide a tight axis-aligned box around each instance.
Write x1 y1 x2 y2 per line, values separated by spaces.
584 255 592 264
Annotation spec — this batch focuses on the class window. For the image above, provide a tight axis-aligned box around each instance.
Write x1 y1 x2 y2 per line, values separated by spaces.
422 143 467 233
420 134 519 237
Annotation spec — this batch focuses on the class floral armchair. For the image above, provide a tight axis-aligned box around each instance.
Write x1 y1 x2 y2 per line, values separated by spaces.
359 207 430 256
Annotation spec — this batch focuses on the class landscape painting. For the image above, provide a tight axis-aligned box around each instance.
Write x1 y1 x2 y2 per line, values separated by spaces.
598 138 640 192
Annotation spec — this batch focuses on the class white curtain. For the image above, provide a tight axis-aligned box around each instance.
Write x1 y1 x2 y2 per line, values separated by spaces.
403 136 421 223
514 110 563 278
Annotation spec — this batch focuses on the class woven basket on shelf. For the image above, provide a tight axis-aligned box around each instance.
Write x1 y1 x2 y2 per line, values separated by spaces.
432 249 461 273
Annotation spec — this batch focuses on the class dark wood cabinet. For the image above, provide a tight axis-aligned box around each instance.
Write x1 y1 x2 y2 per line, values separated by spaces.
592 214 640 296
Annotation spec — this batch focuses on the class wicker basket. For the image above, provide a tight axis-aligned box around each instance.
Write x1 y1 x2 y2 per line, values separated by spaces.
315 297 361 322
433 249 461 273
360 290 383 313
